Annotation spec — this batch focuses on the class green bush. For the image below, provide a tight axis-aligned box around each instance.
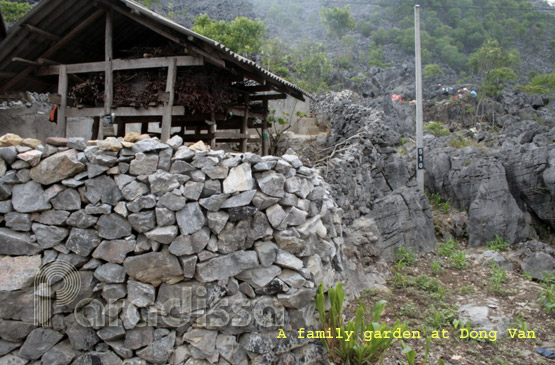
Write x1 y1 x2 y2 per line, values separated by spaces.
316 282 410 364
424 121 449 138
424 64 445 77
0 1 31 23
358 20 372 37
516 73 555 95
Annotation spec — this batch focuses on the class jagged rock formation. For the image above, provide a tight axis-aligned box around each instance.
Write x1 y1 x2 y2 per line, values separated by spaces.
314 91 436 260
0 134 343 364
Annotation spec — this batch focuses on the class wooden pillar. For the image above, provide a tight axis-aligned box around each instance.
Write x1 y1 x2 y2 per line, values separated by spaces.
262 99 268 156
117 117 125 137
209 111 217 149
57 64 68 137
240 96 249 153
161 57 177 142
141 121 149 134
104 10 113 117
92 116 100 140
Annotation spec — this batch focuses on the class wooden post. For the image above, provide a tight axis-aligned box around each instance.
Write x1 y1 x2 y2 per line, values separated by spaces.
104 10 113 117
209 111 217 149
262 99 268 156
240 96 249 153
92 116 100 140
161 57 177 142
57 64 68 137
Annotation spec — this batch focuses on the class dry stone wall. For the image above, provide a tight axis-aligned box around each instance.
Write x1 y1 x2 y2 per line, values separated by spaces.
0 133 343 364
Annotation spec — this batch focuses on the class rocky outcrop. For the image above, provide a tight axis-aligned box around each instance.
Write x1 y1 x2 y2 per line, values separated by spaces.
314 91 436 262
0 135 343 364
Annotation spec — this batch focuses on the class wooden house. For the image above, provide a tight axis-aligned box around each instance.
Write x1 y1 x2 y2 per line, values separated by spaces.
0 0 308 154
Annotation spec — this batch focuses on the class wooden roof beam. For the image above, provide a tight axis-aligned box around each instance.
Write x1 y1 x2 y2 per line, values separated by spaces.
0 9 104 93
250 93 287 101
22 24 61 41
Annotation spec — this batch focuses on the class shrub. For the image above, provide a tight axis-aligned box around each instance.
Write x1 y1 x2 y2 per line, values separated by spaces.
315 283 409 364
424 121 449 138
538 273 555 314
450 250 468 270
489 262 507 294
424 64 445 77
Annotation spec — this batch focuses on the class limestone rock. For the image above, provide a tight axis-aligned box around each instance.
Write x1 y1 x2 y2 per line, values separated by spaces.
256 171 286 198
129 153 158 176
176 202 205 236
124 250 183 286
0 228 41 255
93 239 136 264
12 181 51 212
0 255 41 291
97 214 132 239
18 328 63 360
223 163 254 194
195 251 259 282
0 133 22 147
30 150 84 185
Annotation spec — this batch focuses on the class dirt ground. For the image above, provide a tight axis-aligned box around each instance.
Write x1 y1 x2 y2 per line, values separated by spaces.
343 205 555 365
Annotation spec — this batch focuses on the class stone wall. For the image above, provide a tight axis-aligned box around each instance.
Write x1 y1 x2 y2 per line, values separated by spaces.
0 133 343 364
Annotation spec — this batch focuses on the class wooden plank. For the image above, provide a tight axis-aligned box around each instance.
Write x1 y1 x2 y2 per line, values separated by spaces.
241 96 249 153
65 106 185 118
0 9 104 93
12 57 42 67
22 24 61 41
0 72 16 79
36 55 203 76
161 57 177 142
216 132 249 139
57 65 68 138
209 111 217 149
250 93 287 101
262 99 268 156
104 9 113 116
228 107 264 121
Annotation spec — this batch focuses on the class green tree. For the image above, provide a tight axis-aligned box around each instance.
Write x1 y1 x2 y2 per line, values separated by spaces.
193 14 266 56
0 1 31 24
319 5 356 39
137 0 160 9
517 73 555 95
468 39 520 97
424 64 444 77
293 41 333 93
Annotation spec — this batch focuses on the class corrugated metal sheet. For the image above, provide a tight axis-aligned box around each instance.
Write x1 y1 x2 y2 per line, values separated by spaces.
0 0 309 99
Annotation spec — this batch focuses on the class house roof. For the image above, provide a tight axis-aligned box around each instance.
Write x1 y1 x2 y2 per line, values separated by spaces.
0 0 307 100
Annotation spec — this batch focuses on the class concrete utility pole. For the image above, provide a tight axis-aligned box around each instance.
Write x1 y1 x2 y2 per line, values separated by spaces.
414 4 424 192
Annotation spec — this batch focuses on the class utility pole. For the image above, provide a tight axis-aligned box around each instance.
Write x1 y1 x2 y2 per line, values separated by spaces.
414 4 424 192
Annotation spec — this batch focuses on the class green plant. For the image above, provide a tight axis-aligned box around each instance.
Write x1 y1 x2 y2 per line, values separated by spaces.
511 314 530 332
460 285 475 295
452 319 485 342
487 234 510 252
523 272 533 281
448 136 482 149
450 250 468 270
437 238 459 258
399 137 410 146
315 283 408 364
426 192 451 214
431 260 442 276
516 73 555 95
0 1 31 23
489 262 507 294
424 64 445 77
538 272 555 313
424 121 449 138
390 263 408 289
395 246 416 267
414 275 444 295
400 302 420 318
426 305 457 330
